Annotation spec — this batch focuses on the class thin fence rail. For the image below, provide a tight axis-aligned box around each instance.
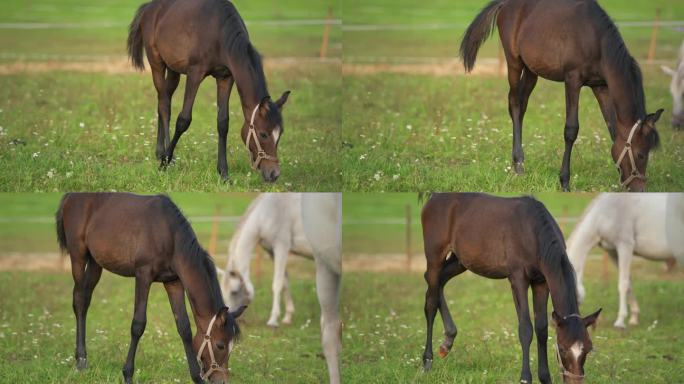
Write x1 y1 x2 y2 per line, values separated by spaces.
343 20 684 31
0 19 341 29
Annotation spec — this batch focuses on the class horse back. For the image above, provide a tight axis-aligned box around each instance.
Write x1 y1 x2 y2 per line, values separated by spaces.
59 193 177 278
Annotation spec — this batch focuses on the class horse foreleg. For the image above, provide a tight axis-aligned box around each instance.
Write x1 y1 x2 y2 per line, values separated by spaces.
614 244 634 328
560 74 582 191
315 257 341 384
163 69 204 166
282 271 295 325
627 282 640 326
216 76 234 181
122 272 153 384
164 279 202 383
532 282 551 384
510 276 533 384
267 245 290 328
437 254 466 358
591 85 617 141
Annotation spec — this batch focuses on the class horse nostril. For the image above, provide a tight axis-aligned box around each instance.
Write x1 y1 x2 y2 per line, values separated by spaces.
270 169 280 181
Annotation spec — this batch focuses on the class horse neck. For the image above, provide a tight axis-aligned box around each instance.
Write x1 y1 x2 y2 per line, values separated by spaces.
542 258 580 317
229 57 270 118
602 53 645 134
176 253 225 333
566 201 601 278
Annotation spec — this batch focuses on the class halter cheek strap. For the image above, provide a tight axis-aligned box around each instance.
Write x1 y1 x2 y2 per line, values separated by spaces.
245 104 278 170
196 313 226 381
554 313 585 381
615 120 646 189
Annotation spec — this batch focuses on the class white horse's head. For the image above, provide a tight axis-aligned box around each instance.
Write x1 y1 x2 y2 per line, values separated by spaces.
222 270 254 309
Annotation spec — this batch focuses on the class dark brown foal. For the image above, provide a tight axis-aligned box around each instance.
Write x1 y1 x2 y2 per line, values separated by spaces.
56 192 246 384
421 193 600 384
128 0 290 182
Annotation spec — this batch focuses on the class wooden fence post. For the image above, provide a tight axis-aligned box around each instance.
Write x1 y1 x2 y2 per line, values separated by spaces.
406 204 412 272
208 205 220 256
647 9 661 63
320 5 333 59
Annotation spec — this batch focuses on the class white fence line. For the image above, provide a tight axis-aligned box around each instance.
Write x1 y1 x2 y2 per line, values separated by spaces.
0 19 341 30
343 20 684 31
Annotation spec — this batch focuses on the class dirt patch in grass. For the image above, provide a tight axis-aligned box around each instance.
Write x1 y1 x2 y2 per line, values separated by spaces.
0 56 340 75
342 57 504 77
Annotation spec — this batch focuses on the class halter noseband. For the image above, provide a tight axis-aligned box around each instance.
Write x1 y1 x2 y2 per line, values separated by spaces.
196 313 226 381
615 120 645 189
245 104 278 170
554 313 585 381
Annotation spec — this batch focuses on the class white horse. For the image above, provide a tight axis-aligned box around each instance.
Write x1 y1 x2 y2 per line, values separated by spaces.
301 193 342 384
219 193 342 384
219 193 313 327
661 41 684 128
567 193 684 328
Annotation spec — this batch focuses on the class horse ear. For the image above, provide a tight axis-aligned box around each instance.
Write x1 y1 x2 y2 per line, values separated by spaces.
551 311 563 327
661 65 676 77
645 109 664 125
229 305 247 319
583 308 602 328
275 91 290 110
259 96 272 115
217 306 231 325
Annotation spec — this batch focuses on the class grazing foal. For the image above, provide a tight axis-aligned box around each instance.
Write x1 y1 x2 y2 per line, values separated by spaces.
57 193 246 384
421 193 600 383
128 0 290 182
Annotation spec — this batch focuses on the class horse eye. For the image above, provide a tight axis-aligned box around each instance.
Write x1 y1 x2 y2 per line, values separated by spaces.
259 132 268 140
230 290 239 295
636 152 645 161
216 341 226 350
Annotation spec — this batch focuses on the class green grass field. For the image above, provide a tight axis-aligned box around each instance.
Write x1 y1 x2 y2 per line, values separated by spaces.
341 0 684 192
0 0 341 192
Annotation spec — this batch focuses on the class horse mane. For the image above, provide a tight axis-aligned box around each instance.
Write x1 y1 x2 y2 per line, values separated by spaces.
524 197 579 310
216 1 271 106
159 195 226 312
592 2 659 148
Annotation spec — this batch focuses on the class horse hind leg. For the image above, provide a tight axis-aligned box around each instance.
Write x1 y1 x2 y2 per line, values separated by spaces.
164 69 204 165
506 60 526 174
70 246 102 370
437 252 466 358
315 258 341 384
510 276 533 384
422 249 446 371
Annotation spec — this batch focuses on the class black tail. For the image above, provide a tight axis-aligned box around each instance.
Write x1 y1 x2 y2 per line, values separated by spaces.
459 0 506 72
55 193 70 252
127 2 151 71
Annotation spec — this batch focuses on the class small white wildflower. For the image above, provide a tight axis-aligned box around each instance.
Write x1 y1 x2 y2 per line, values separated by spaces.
373 172 382 181
392 174 400 180
46 169 55 178
79 122 85 128
65 172 73 178
32 152 40 158
406 124 412 130
359 154 367 160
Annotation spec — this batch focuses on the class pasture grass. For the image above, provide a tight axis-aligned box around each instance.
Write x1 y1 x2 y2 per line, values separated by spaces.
0 63 341 192
341 258 684 383
341 65 684 192
0 258 330 383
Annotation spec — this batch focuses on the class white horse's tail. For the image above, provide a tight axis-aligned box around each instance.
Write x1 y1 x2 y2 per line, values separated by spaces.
566 195 604 303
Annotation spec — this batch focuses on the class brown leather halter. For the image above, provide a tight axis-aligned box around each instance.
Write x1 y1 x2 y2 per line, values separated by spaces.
245 104 278 170
553 314 585 381
615 120 645 189
196 313 226 381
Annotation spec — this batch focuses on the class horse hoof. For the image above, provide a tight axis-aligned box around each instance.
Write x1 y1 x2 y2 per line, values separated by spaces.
76 357 88 370
281 318 292 325
266 320 279 328
438 345 449 358
514 162 525 174
629 318 639 326
423 359 432 372
613 320 626 329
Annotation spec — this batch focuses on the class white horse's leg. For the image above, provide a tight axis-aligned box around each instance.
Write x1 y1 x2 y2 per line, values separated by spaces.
267 245 289 327
628 282 640 326
281 272 295 325
315 257 341 384
614 244 634 328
